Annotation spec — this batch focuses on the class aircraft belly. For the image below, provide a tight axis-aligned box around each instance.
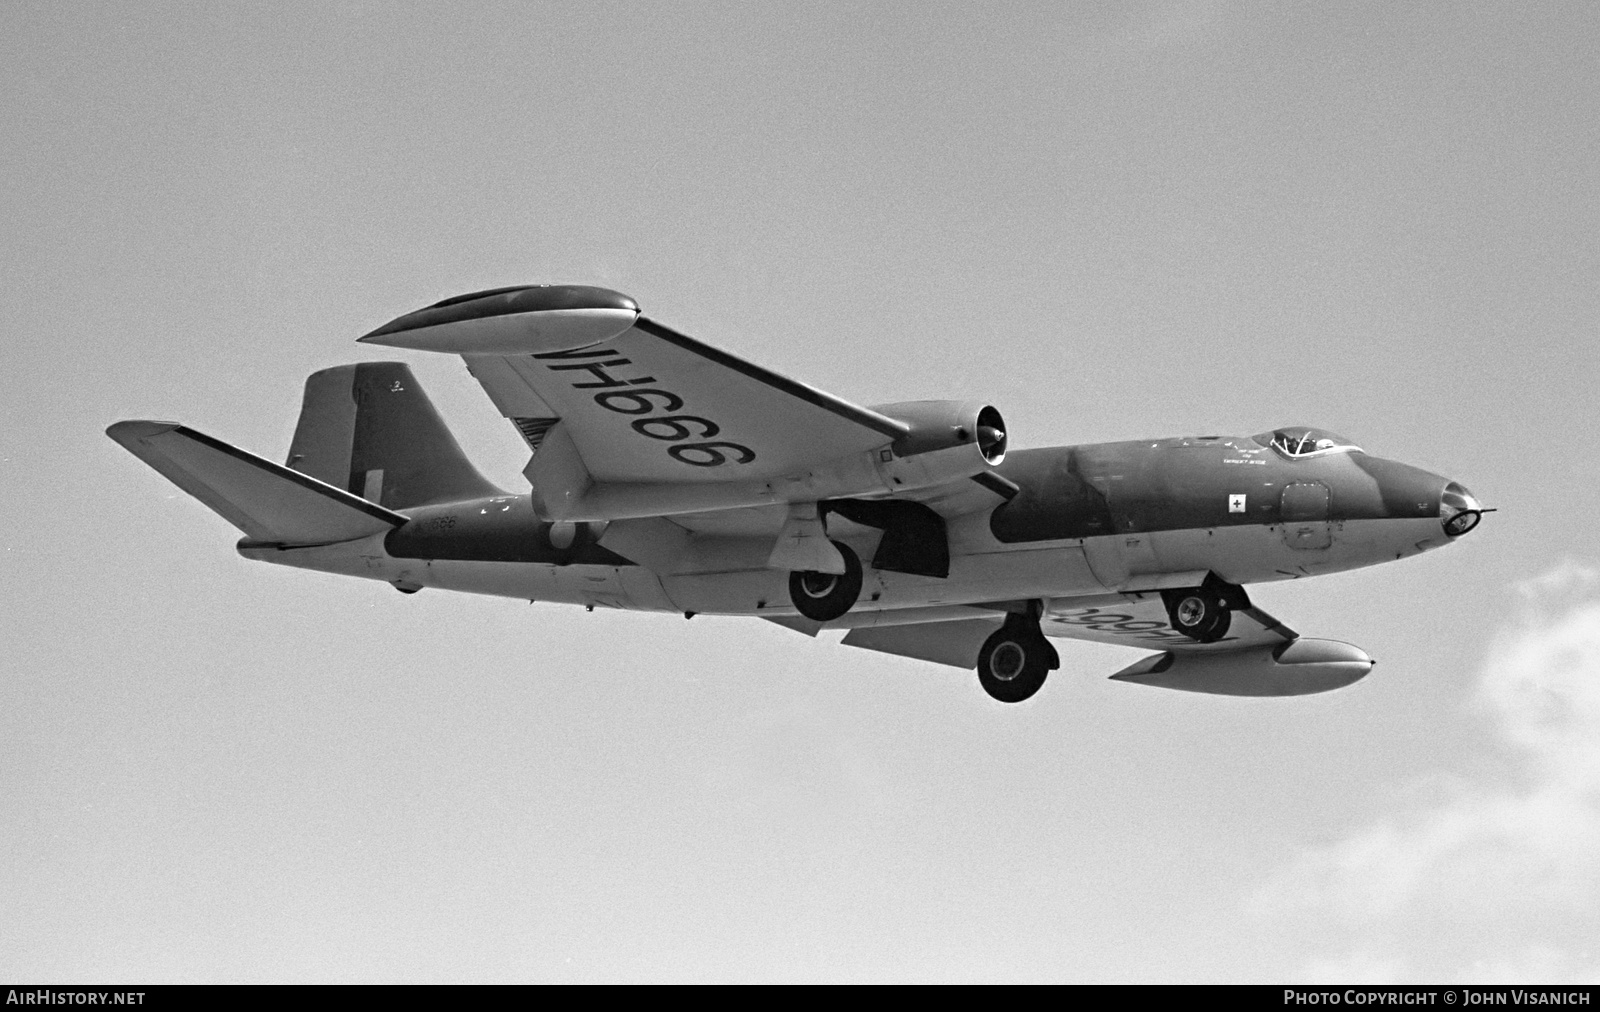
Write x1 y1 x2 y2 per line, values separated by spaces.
643 515 1451 616
1326 517 1451 568
868 545 1103 607
236 532 391 579
1072 516 1453 589
617 567 680 611
664 569 791 616
1129 518 1449 584
246 533 676 610
414 560 673 610
661 544 1102 616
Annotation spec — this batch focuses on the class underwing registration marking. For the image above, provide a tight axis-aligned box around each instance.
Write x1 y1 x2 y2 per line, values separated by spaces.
1049 607 1203 645
533 346 757 467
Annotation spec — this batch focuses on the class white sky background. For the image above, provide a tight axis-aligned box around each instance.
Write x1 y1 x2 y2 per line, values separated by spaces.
2 1 1598 983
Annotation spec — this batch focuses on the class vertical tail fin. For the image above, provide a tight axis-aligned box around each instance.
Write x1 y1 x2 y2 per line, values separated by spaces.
287 362 503 509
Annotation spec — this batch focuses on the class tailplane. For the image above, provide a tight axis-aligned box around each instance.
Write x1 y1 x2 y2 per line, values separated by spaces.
287 362 503 508
107 421 406 546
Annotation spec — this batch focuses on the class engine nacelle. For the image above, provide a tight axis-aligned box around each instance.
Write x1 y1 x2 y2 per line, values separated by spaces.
876 400 1008 461
868 400 1008 490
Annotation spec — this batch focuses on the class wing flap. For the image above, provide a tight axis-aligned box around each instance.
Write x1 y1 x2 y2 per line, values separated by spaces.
108 421 406 545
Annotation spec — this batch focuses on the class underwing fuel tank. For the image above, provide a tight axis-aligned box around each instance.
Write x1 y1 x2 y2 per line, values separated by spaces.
1108 639 1374 697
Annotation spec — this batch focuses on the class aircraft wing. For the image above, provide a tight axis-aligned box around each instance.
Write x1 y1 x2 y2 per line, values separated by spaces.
840 593 1297 670
841 617 1004 669
836 593 1371 697
361 287 908 485
1040 592 1296 653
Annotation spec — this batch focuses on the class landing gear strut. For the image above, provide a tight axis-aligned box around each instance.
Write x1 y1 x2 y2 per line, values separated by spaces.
787 541 863 622
1161 575 1246 643
976 610 1059 703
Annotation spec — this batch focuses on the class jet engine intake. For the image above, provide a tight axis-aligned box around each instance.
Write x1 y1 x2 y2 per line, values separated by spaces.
866 401 1008 491
875 400 1007 463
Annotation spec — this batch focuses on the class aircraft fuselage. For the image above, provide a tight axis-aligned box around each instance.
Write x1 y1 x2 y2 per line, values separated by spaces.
240 430 1475 626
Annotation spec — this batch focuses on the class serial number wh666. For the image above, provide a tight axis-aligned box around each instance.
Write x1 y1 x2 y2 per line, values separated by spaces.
534 346 757 468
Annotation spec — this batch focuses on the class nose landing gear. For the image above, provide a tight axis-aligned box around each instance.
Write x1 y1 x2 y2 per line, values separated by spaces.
1161 575 1248 643
977 610 1060 703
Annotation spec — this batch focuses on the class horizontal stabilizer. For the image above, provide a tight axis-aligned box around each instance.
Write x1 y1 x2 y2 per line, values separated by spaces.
108 421 407 545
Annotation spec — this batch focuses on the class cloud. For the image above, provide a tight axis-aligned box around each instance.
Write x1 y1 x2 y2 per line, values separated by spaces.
1249 561 1600 983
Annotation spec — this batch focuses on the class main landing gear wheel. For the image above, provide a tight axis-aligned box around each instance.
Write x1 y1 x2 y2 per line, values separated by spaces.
1162 584 1232 643
787 541 863 622
977 614 1060 704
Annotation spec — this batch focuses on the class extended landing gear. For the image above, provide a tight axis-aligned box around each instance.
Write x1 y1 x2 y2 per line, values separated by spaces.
1161 576 1247 643
787 541 863 622
977 612 1060 703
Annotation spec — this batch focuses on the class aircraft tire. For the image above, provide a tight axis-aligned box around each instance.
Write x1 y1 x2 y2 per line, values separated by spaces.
788 541 863 622
976 617 1057 703
1164 586 1231 643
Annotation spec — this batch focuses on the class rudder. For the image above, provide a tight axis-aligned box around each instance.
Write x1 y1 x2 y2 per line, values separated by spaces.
287 362 503 509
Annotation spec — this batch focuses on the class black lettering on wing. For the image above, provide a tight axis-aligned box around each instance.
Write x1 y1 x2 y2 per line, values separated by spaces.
540 355 757 467
632 415 721 441
549 360 658 389
532 346 619 360
670 442 757 467
594 389 685 414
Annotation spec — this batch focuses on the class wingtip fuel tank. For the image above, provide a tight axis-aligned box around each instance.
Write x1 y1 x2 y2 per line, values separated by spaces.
1109 638 1374 697
358 284 640 356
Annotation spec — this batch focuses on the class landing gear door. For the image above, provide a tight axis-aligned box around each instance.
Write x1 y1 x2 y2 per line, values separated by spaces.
1281 482 1332 550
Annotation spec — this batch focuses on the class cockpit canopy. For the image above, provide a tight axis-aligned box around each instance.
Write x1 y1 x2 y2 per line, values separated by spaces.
1254 426 1363 459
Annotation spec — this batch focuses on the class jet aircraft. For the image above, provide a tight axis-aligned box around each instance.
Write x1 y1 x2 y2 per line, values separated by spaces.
109 285 1486 702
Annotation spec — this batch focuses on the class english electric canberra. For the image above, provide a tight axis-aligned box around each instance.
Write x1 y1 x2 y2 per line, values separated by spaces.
109 286 1486 702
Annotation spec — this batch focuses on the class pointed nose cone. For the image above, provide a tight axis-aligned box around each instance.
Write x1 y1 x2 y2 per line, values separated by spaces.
1441 481 1485 537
